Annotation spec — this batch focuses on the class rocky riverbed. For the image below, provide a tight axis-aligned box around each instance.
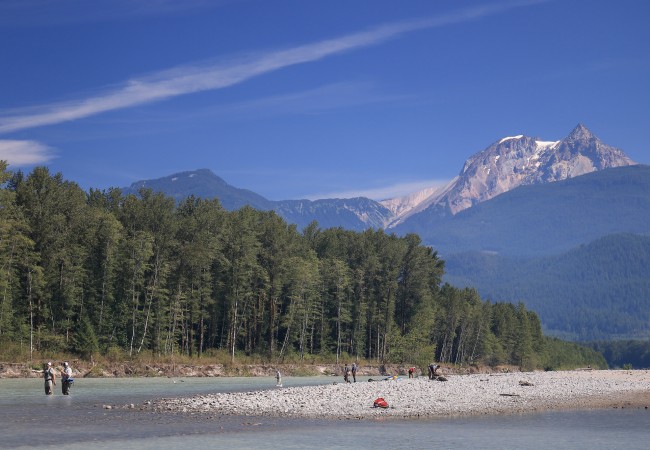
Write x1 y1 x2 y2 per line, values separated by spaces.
147 370 650 419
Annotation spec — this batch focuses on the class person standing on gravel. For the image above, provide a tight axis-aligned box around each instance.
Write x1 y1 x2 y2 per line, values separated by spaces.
351 363 357 382
344 364 351 383
428 363 439 380
276 369 282 386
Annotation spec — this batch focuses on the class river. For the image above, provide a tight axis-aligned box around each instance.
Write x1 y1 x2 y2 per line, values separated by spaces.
1 376 648 449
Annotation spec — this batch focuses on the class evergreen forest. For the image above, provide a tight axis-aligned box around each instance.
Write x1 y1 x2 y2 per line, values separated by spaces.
588 340 650 369
0 164 606 370
445 233 650 341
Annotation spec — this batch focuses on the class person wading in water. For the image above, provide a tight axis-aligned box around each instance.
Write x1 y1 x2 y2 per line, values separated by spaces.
40 362 56 395
61 361 73 395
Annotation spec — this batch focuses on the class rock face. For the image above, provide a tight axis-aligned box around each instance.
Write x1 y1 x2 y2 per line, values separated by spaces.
274 197 392 231
384 124 636 226
446 123 635 214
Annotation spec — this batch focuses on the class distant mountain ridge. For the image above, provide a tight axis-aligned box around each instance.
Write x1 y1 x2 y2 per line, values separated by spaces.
382 124 635 226
123 169 390 231
123 168 274 211
274 197 391 230
393 164 650 256
123 164 650 253
123 124 636 237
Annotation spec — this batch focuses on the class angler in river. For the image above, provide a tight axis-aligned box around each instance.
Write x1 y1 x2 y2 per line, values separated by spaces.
61 361 73 395
36 362 56 395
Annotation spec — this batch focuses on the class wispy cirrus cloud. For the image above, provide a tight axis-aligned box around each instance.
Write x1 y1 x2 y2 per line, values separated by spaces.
0 0 547 135
0 140 55 166
305 179 451 201
168 81 415 122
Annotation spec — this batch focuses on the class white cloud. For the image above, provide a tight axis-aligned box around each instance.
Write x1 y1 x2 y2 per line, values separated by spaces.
0 140 55 166
182 82 414 120
0 0 546 134
306 179 451 201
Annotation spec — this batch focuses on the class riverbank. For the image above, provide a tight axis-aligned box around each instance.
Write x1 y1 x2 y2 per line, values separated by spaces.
147 370 650 419
0 361 341 378
0 360 503 379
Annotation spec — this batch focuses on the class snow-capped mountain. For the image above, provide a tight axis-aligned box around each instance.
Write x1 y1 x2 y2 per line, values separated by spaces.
122 124 635 233
383 124 636 227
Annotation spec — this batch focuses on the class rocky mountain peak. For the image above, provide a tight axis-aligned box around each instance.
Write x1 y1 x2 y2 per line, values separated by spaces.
566 123 597 143
384 125 636 226
442 125 636 214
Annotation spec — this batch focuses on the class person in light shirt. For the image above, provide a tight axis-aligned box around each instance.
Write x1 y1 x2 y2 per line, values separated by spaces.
61 361 73 395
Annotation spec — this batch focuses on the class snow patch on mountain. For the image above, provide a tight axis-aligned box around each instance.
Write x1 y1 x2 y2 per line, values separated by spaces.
499 135 523 144
535 140 559 150
381 185 441 217
381 177 458 227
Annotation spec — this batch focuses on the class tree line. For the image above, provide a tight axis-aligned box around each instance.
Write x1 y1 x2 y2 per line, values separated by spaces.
588 340 650 369
0 164 605 369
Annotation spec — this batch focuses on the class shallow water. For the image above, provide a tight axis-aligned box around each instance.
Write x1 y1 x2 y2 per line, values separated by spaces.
1 377 649 449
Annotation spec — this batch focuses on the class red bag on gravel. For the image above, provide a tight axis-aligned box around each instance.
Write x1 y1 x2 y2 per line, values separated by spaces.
373 397 388 408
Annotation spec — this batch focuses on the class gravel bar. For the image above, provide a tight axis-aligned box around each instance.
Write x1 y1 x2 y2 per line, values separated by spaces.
147 370 650 419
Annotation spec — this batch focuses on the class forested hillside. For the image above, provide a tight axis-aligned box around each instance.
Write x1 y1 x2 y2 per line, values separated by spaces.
445 233 650 341
0 164 604 369
588 340 650 369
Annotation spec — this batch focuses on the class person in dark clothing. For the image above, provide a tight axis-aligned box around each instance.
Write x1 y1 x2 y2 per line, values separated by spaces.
343 364 351 383
351 363 357 382
428 363 439 380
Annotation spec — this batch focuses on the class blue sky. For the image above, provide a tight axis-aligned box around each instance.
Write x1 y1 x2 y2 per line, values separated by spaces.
1 0 648 201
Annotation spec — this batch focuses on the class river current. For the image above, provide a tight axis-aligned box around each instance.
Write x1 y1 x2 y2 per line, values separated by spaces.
1 376 648 449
